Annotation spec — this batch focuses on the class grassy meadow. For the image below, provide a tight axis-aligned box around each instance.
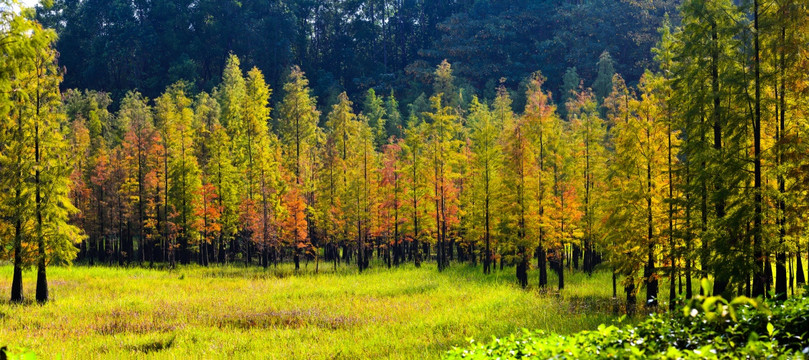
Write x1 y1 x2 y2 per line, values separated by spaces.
0 262 631 359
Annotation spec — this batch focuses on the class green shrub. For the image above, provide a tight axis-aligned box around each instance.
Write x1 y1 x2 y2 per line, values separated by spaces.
445 286 809 359
0 347 38 360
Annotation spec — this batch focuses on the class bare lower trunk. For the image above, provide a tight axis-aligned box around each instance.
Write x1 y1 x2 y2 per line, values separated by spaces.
626 281 636 316
797 244 805 285
11 216 24 303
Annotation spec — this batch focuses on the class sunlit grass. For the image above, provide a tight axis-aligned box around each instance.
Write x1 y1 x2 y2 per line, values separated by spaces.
0 262 655 359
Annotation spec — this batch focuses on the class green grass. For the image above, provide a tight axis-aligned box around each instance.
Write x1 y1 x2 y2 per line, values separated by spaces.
0 262 627 359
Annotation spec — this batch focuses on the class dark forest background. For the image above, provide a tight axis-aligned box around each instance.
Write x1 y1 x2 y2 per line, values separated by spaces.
36 0 679 111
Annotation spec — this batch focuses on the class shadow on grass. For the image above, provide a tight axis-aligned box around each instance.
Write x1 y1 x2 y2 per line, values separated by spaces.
0 298 39 307
123 335 176 354
96 334 176 355
215 309 362 330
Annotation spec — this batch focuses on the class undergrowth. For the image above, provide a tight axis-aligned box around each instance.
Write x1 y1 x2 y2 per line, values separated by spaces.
446 281 809 359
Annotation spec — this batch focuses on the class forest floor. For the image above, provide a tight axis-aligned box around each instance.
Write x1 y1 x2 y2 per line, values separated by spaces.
1 262 645 359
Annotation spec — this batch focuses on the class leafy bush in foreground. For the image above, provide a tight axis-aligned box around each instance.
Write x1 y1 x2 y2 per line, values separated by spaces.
0 346 37 360
446 290 809 359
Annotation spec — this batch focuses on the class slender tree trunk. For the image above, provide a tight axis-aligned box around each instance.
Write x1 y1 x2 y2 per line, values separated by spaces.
612 267 617 299
711 22 730 295
555 161 564 291
668 123 676 311
153 197 161 266
797 243 806 285
34 85 48 303
357 183 363 272
774 16 788 300
484 178 490 274
749 0 767 299
685 157 694 299
699 139 708 297
164 137 171 267
11 210 24 303
394 169 400 267
789 253 794 297
138 133 146 265
515 127 527 286
413 149 421 268
517 248 528 288
557 248 565 290
626 280 636 316
765 256 773 295
262 171 269 270
645 126 657 307
538 133 547 286
217 157 226 264
434 142 442 271
96 186 104 265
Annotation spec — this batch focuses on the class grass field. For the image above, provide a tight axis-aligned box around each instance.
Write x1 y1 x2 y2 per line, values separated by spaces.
1 263 644 359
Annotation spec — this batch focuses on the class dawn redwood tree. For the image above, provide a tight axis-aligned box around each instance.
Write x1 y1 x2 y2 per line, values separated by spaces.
604 75 641 312
773 0 809 289
66 117 91 260
761 0 809 301
568 88 608 276
401 115 429 267
672 0 748 296
278 66 319 268
604 93 646 314
523 72 558 288
255 139 284 269
1 5 37 302
0 7 82 302
191 91 221 263
216 55 252 263
315 131 342 267
324 92 359 264
244 67 283 268
117 91 159 263
379 141 405 266
156 83 204 265
192 92 219 163
81 94 113 265
499 85 535 287
32 20 84 302
458 132 475 265
105 148 128 265
468 97 502 274
205 124 239 263
387 147 407 267
278 66 320 185
652 16 685 308
425 93 462 271
351 114 381 271
546 114 581 291
752 0 767 300
605 74 672 309
217 54 247 145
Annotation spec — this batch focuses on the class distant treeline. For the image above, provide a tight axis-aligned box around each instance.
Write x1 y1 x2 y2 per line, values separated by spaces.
35 0 679 110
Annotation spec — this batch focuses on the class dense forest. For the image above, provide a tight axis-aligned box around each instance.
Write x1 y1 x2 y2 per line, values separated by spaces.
34 0 679 108
2 0 809 317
